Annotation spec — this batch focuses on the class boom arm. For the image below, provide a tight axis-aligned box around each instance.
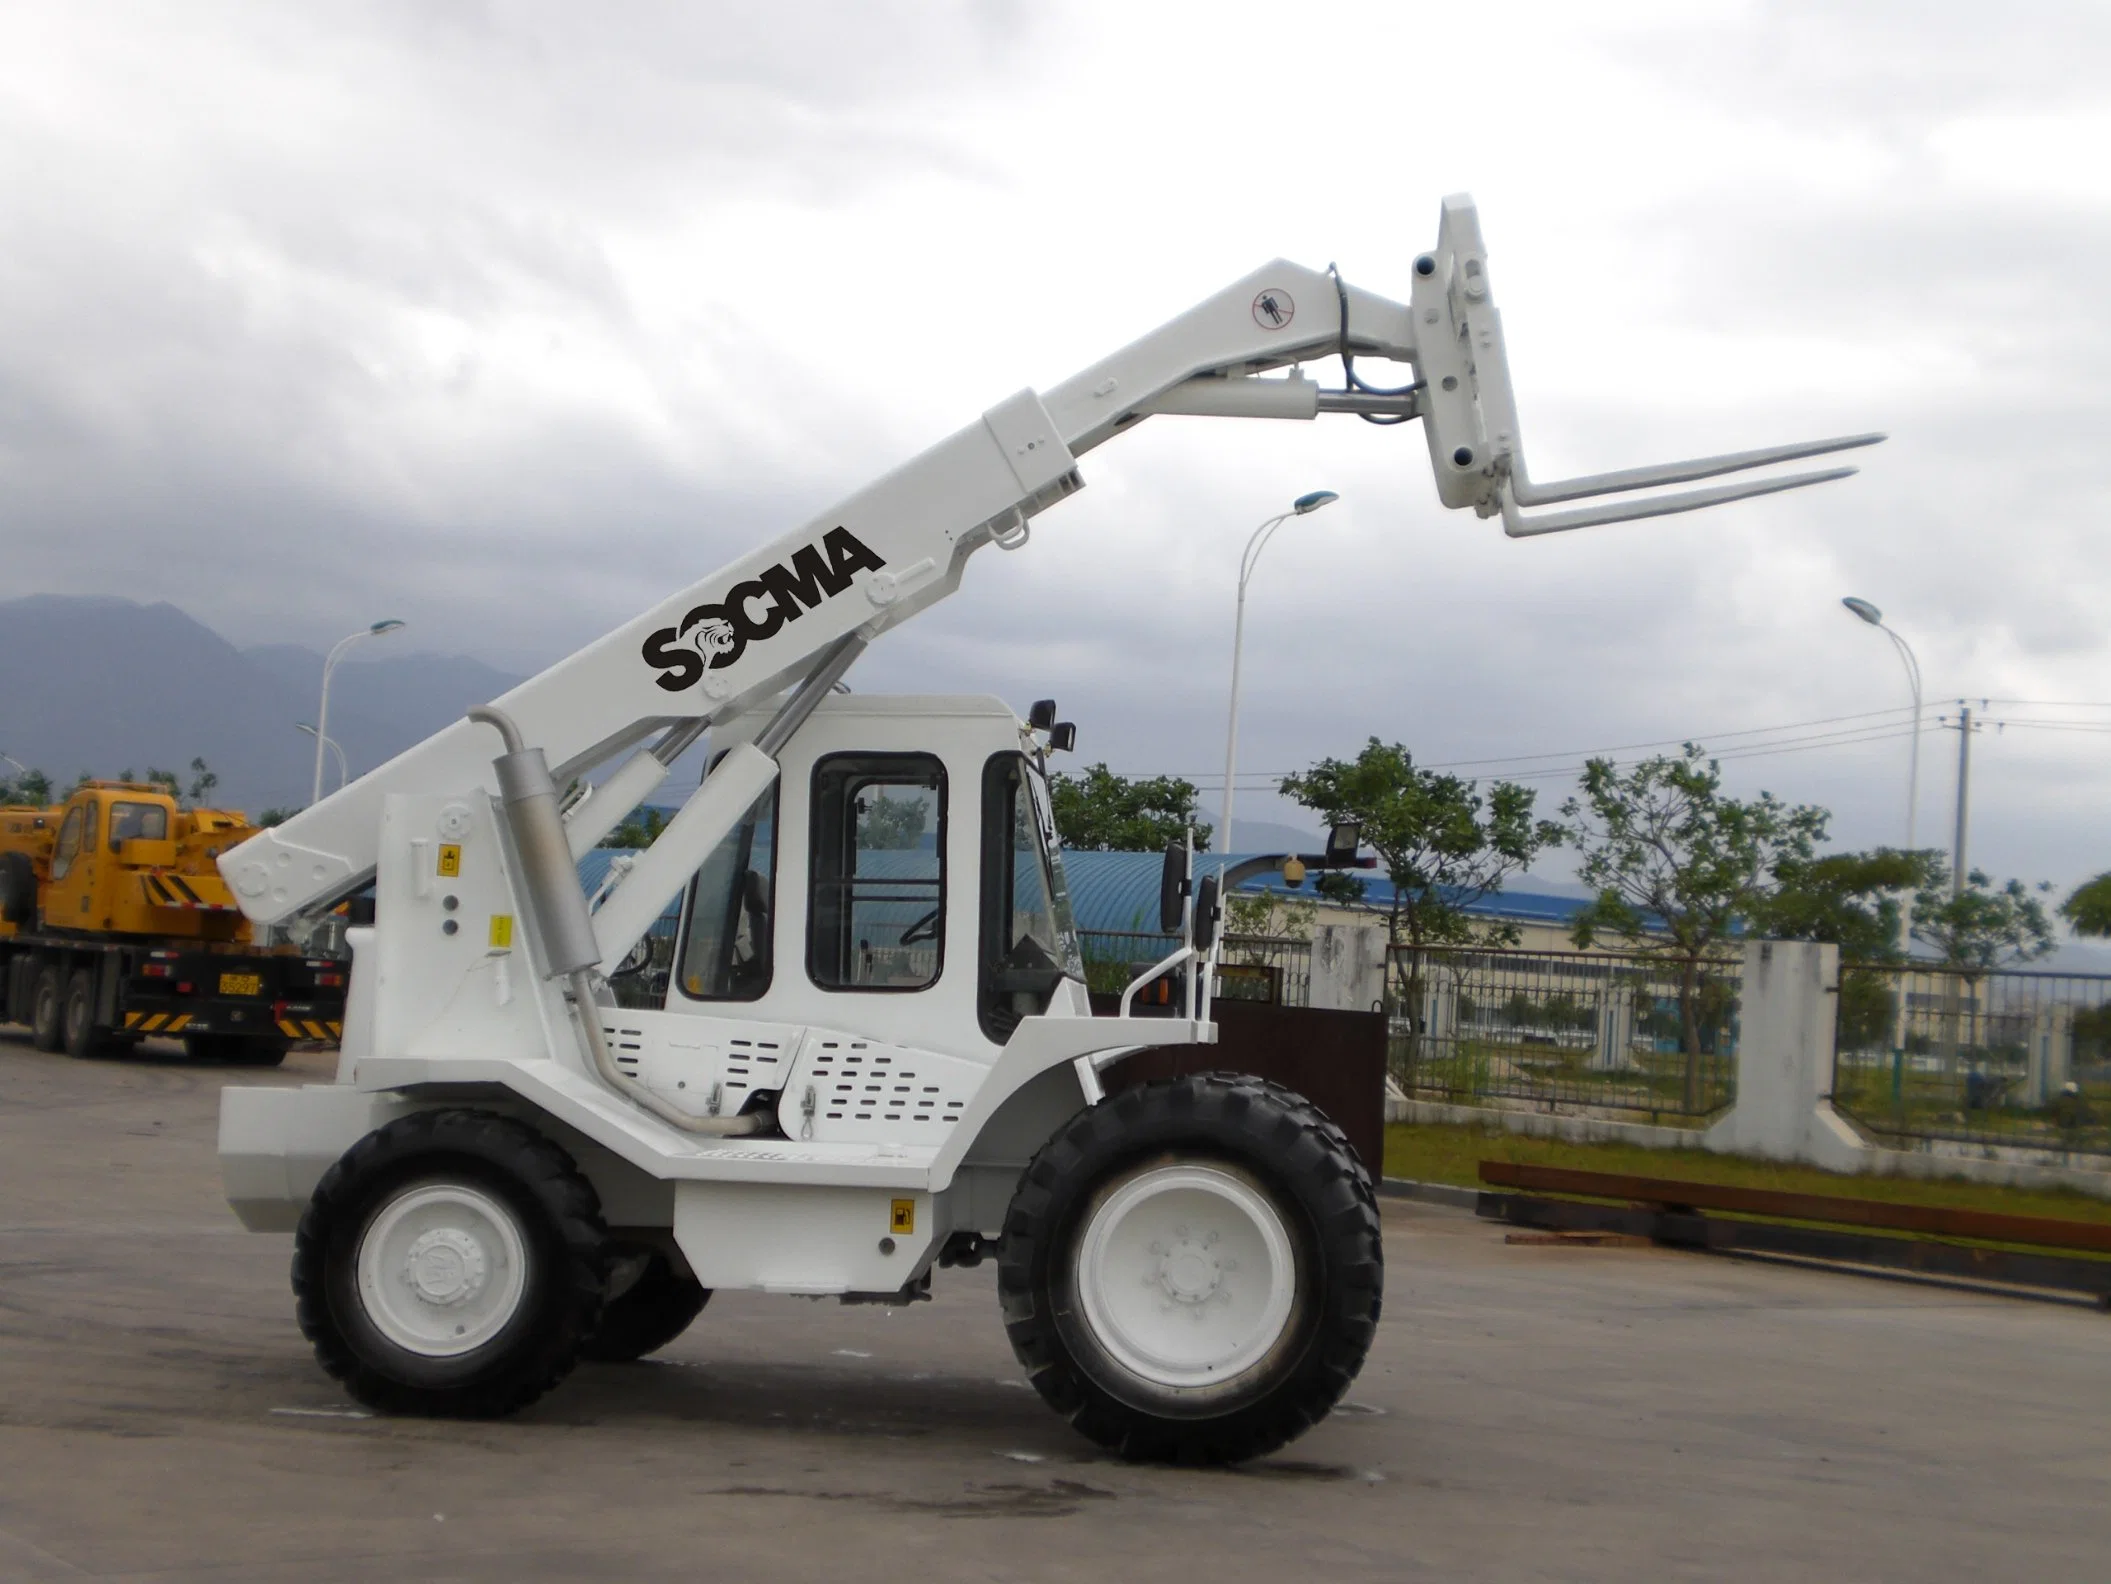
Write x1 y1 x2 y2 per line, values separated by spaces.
223 193 1880 925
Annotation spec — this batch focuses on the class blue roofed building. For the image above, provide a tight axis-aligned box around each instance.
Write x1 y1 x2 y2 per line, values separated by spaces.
1057 849 1598 951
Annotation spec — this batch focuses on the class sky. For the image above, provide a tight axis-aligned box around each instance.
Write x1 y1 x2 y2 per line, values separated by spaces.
3 1 2109 907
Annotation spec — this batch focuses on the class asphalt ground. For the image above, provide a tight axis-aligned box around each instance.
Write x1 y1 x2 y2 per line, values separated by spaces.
2 1034 2108 1582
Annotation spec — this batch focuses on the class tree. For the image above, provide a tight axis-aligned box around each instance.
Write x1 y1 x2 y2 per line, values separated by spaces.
1049 763 1211 852
1906 860 2055 1083
605 807 670 850
1911 862 2055 970
256 808 300 828
1756 848 1937 962
1280 740 1560 953
856 792 928 850
1563 745 1829 1111
1224 889 1316 940
186 757 219 804
1282 740 1560 1082
2060 872 2111 938
1 765 53 805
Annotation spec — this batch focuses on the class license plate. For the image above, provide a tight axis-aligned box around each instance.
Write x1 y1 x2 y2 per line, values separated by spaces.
218 972 262 997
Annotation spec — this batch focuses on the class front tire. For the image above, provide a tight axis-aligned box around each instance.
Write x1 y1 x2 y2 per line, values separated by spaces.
580 1249 710 1362
292 1109 611 1417
999 1073 1382 1465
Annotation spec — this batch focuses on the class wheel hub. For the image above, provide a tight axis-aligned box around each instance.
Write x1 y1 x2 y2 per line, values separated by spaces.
1151 1230 1231 1307
403 1227 487 1305
1075 1164 1297 1390
355 1182 529 1358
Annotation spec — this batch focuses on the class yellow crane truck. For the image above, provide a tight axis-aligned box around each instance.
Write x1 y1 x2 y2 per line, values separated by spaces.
0 781 347 1064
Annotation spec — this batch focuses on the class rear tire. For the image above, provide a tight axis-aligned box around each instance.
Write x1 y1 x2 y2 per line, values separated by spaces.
998 1073 1383 1465
62 968 103 1059
580 1250 709 1363
293 1109 611 1418
29 962 63 1052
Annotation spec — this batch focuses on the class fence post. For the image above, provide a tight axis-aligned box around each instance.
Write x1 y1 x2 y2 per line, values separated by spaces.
1310 924 1387 1013
1704 939 1864 1169
2025 1003 2074 1109
1591 986 1635 1071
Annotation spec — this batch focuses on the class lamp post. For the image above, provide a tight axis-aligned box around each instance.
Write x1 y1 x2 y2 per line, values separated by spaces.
1840 598 1924 881
1842 596 1925 1101
295 724 349 793
314 620 405 805
1220 490 1339 853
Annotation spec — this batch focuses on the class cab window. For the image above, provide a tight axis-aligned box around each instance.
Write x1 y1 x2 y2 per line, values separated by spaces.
51 806 84 881
808 754 944 992
979 754 1085 1040
676 783 778 1002
109 802 168 848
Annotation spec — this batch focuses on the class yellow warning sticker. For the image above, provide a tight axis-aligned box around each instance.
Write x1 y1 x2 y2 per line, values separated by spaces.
488 914 514 950
890 1198 916 1236
437 843 461 878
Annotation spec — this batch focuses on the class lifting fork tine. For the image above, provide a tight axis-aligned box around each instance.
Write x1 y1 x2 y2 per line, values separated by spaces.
1499 464 1861 538
1507 432 1886 506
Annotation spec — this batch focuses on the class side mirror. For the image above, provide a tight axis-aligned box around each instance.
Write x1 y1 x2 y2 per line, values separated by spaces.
1193 873 1221 952
1028 699 1058 731
1158 839 1185 933
1048 721 1077 753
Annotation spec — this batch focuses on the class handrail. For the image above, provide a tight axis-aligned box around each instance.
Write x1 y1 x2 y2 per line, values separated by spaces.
1120 944 1197 1019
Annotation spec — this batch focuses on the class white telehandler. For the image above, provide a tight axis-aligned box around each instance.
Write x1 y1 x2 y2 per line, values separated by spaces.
217 195 1880 1463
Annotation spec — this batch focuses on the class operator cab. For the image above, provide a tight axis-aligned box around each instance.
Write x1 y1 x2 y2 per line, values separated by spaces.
651 693 1087 1060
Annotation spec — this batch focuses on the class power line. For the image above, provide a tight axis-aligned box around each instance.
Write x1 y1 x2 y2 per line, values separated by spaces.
1168 703 1930 782
1418 704 1925 771
1186 718 1934 788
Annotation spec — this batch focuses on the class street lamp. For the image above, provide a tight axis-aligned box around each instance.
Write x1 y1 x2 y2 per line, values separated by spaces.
1220 490 1339 853
314 619 405 805
1840 598 1924 870
295 724 349 793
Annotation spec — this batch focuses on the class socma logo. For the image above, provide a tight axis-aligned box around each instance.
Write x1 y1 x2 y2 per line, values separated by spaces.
641 526 887 692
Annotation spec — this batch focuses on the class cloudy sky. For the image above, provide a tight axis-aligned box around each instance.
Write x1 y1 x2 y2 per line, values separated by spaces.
4 1 2108 901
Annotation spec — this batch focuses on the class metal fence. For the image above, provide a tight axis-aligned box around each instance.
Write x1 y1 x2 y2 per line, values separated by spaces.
1385 945 1742 1122
1079 930 1313 1006
1834 962 2111 1161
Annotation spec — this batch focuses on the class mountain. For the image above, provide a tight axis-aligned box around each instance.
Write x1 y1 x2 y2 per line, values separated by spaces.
243 644 526 750
0 596 522 813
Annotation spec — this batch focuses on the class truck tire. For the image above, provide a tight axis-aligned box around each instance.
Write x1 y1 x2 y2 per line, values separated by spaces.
29 961 64 1052
997 1073 1383 1465
0 851 34 926
292 1109 611 1418
580 1249 710 1363
62 968 104 1059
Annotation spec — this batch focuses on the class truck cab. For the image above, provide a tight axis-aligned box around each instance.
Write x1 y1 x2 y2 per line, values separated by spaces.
1 785 346 1061
591 694 1090 1137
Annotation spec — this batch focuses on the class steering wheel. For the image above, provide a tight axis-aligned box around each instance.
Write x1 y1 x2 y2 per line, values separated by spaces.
900 905 942 946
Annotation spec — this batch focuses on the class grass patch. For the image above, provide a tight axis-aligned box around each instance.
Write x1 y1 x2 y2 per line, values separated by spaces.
1383 1120 2111 1226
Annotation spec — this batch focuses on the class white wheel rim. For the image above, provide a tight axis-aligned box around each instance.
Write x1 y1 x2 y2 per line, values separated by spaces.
355 1183 530 1358
1073 1163 1298 1391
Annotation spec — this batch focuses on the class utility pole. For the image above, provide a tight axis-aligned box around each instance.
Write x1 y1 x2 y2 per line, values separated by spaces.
1942 701 1985 896
1952 702 1970 895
